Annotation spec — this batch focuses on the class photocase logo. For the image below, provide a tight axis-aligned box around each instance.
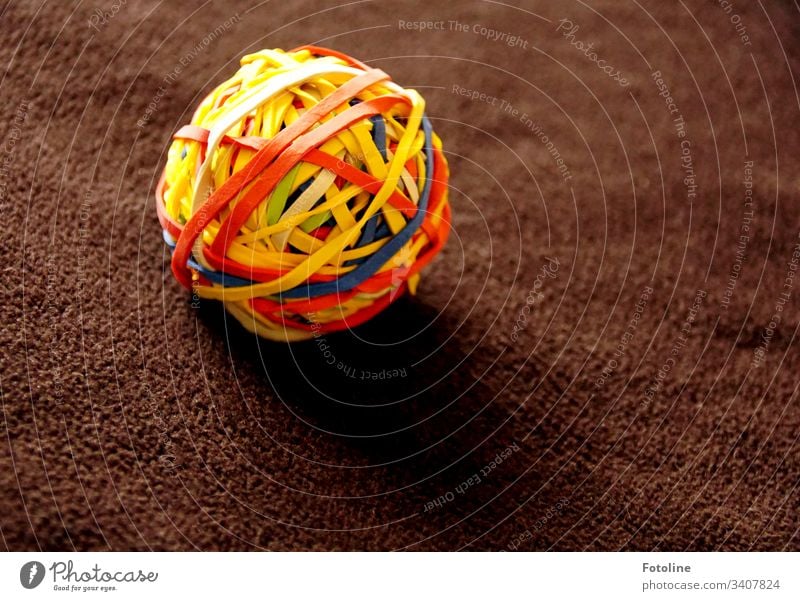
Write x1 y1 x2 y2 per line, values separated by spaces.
20 561 45 589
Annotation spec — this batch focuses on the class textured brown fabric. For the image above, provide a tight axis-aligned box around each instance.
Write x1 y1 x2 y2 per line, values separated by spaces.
1 0 799 551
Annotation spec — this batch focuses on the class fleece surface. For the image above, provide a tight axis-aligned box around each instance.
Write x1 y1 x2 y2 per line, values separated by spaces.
1 0 799 551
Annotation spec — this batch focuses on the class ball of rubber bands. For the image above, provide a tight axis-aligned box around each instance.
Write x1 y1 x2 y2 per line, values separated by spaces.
156 46 450 341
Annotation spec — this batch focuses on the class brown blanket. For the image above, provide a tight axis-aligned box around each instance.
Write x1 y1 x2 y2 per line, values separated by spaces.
1 0 798 550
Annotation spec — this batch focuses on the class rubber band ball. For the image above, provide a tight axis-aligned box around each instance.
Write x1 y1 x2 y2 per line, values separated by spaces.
156 46 451 341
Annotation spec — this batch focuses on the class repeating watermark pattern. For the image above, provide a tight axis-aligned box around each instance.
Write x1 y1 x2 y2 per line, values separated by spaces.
518 111 573 182
309 319 408 380
76 187 93 295
751 233 800 368
720 160 755 311
423 442 520 512
87 0 127 32
189 206 208 310
716 0 752 47
594 284 654 391
652 70 697 203
510 257 560 342
556 19 629 88
0 98 29 207
641 289 706 409
44 252 66 407
137 13 241 128
142 380 182 473
507 497 571 550
190 276 201 310
398 19 529 49
451 84 573 182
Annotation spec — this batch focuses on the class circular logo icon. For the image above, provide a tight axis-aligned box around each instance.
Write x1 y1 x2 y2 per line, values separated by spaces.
20 561 45 589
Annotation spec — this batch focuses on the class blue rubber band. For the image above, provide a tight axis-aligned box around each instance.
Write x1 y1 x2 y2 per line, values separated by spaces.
280 114 434 299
